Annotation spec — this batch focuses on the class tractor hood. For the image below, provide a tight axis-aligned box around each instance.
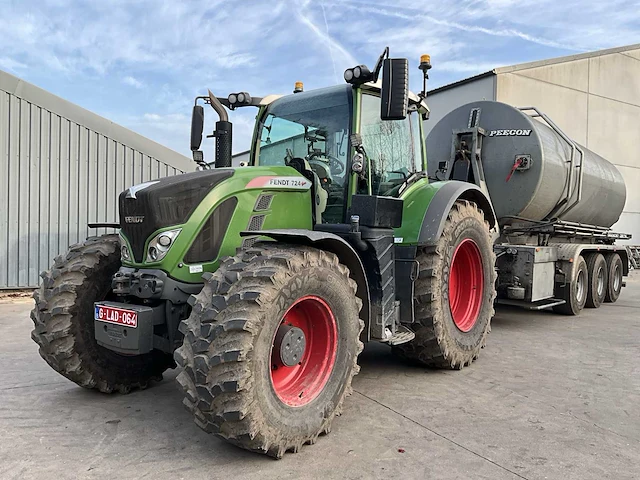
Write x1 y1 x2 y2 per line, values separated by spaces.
119 169 234 262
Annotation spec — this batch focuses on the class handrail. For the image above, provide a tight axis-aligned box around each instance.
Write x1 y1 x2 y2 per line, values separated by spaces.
518 107 585 220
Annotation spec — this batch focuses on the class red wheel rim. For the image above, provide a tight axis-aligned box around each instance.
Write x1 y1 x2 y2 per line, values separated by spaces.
448 239 484 332
270 295 337 407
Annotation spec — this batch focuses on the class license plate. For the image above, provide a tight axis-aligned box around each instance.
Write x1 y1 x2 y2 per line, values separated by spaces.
95 304 138 328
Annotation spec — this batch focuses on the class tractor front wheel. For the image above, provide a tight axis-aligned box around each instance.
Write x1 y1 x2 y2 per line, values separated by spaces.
175 244 364 458
393 200 496 369
30 235 173 393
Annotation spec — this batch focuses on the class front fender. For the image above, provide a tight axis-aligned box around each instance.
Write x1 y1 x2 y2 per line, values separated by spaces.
419 181 497 245
241 229 372 342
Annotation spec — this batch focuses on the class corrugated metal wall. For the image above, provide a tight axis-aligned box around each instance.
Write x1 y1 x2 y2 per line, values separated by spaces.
0 73 189 289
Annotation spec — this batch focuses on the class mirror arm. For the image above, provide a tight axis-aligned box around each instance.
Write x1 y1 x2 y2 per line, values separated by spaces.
194 95 208 106
372 46 389 82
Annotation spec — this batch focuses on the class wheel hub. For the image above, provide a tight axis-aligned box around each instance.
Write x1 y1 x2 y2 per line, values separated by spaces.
275 325 306 367
597 267 605 297
269 295 338 407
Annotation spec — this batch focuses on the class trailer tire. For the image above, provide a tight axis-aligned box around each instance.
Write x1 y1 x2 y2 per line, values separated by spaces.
30 235 173 393
174 244 364 458
604 253 623 303
584 253 607 308
553 255 588 315
393 200 496 369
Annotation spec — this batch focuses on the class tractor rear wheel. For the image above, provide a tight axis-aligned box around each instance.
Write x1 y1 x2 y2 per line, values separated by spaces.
175 244 363 458
393 200 496 369
30 234 173 393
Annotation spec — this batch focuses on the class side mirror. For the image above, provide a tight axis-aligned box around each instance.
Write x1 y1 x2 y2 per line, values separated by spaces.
380 58 409 121
190 105 204 151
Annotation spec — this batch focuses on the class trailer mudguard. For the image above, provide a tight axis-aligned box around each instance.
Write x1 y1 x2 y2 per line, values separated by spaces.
241 229 371 341
555 243 630 276
418 181 497 246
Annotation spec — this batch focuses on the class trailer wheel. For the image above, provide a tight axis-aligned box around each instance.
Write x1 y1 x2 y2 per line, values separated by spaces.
30 235 173 393
604 253 623 303
584 253 607 308
393 200 496 369
553 255 588 315
174 244 364 458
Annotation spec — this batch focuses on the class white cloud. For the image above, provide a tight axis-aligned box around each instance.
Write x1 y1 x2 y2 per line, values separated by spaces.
295 1 358 83
0 56 27 73
0 0 638 159
123 76 143 88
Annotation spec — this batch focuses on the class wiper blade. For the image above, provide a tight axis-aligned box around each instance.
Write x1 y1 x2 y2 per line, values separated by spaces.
398 171 427 195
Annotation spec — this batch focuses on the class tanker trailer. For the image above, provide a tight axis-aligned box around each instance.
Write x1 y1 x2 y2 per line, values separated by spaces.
426 101 631 315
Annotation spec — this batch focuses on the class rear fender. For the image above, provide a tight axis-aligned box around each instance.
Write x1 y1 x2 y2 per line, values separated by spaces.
241 229 371 342
419 181 497 246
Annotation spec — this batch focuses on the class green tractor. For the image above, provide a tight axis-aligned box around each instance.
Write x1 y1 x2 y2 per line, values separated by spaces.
31 49 497 457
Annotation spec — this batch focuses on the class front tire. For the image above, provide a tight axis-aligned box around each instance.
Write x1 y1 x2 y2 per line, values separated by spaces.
174 244 364 458
393 200 496 369
30 235 173 393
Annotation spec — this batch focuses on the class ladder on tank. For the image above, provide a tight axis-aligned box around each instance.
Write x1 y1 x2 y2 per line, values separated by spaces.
627 246 640 269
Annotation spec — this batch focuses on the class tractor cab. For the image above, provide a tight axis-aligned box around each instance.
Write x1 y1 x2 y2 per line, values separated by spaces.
248 82 429 225
190 47 430 227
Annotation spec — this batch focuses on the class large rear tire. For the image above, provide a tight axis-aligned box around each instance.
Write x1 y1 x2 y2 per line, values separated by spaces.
30 235 173 393
604 253 623 303
393 200 496 369
584 253 607 309
175 244 364 458
553 255 588 315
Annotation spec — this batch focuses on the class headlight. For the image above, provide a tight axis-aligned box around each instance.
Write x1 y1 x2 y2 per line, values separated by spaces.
119 233 131 262
146 228 181 263
344 68 354 82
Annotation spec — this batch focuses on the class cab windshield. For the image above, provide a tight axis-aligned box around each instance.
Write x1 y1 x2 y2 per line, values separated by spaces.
255 85 352 223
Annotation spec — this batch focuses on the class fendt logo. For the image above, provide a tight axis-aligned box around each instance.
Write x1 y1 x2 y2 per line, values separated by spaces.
124 216 145 224
489 129 532 137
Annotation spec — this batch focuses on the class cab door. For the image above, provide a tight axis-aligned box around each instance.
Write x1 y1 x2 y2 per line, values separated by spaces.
351 90 425 197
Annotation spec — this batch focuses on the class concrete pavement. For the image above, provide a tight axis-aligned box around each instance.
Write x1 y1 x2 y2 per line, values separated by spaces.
1 275 639 480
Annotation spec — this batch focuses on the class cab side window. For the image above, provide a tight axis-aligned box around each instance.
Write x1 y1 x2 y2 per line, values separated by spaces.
360 93 422 196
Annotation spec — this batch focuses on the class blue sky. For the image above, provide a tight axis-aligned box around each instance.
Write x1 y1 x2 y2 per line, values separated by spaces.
1 0 639 158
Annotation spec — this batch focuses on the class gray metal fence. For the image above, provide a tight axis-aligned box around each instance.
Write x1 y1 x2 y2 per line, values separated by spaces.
0 70 191 289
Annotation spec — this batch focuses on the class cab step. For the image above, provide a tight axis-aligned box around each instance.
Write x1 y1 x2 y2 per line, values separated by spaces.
382 325 416 346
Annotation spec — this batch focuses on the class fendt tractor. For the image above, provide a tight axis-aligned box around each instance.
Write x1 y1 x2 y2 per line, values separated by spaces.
31 47 629 458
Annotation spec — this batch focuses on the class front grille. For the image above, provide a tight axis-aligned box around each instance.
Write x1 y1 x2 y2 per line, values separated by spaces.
254 194 273 211
119 169 233 262
247 214 265 231
184 197 238 264
242 236 259 248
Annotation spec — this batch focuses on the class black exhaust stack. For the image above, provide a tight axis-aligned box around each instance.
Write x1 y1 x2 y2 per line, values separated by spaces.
208 90 233 168
214 120 232 168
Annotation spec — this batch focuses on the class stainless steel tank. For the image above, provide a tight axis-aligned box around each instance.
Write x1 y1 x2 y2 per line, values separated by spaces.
426 101 626 228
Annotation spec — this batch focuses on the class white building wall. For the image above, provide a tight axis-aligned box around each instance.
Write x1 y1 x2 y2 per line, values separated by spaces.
496 47 640 243
230 150 250 167
423 75 496 138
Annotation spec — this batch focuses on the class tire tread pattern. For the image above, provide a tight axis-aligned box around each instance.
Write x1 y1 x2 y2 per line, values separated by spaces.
393 200 496 369
30 234 171 393
174 243 364 458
